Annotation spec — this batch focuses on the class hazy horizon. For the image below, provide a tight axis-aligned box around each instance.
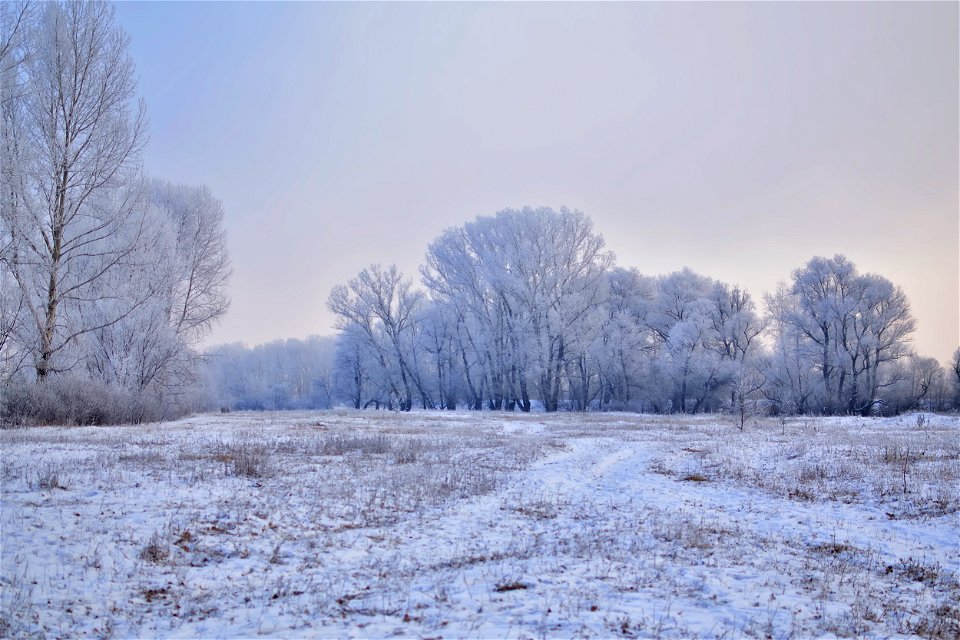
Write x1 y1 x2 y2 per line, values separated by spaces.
114 1 958 364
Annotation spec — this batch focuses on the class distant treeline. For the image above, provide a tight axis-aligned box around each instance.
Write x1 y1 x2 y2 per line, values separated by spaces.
206 338 335 411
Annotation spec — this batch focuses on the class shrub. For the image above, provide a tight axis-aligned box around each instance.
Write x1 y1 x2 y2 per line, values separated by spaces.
139 532 170 564
230 443 271 478
0 375 189 426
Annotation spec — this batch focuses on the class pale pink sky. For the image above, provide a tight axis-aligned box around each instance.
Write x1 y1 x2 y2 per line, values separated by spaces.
116 2 959 363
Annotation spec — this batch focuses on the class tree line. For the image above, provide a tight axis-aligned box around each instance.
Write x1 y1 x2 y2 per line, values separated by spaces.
1 2 230 424
320 207 958 417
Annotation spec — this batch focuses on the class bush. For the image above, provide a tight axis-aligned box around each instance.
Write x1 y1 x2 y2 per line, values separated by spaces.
0 375 180 426
229 443 271 478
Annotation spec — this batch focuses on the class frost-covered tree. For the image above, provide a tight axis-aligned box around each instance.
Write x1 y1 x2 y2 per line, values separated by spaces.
206 337 335 411
418 302 461 410
493 208 613 412
768 255 917 415
422 215 530 411
706 283 765 364
150 180 231 345
332 324 376 409
586 268 765 414
645 269 726 413
951 348 960 410
784 255 855 412
880 355 947 414
2 1 147 380
763 283 818 415
422 207 614 412
328 265 431 411
593 268 655 410
78 180 230 411
855 274 916 412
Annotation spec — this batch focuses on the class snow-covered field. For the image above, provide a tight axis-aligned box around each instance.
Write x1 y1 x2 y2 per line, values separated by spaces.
2 411 958 639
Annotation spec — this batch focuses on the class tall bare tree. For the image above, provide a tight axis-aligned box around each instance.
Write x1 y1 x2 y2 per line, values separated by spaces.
328 264 431 411
150 179 231 345
3 1 147 380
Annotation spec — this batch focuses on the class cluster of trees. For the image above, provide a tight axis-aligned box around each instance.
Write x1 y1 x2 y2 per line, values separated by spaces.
765 255 930 416
1 2 229 423
326 207 959 416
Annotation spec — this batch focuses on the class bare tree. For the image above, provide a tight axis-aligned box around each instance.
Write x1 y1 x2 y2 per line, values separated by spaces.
772 255 918 415
786 255 856 412
950 347 960 410
0 2 32 90
762 284 817 415
707 282 765 364
3 1 148 380
150 180 231 345
328 264 431 411
593 268 655 410
423 208 613 412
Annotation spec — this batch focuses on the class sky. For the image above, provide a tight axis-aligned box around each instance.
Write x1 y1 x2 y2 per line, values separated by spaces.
113 1 959 364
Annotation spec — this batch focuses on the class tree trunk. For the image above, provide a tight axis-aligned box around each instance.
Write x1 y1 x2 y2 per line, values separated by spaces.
519 376 531 412
37 166 68 380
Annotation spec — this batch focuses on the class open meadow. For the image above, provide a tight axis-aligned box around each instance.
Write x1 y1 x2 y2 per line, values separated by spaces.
2 411 958 638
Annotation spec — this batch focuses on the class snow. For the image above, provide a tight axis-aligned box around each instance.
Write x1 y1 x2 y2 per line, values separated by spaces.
2 411 958 638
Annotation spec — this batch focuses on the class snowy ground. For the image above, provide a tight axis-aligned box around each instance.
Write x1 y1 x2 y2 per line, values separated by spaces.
1 411 958 638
